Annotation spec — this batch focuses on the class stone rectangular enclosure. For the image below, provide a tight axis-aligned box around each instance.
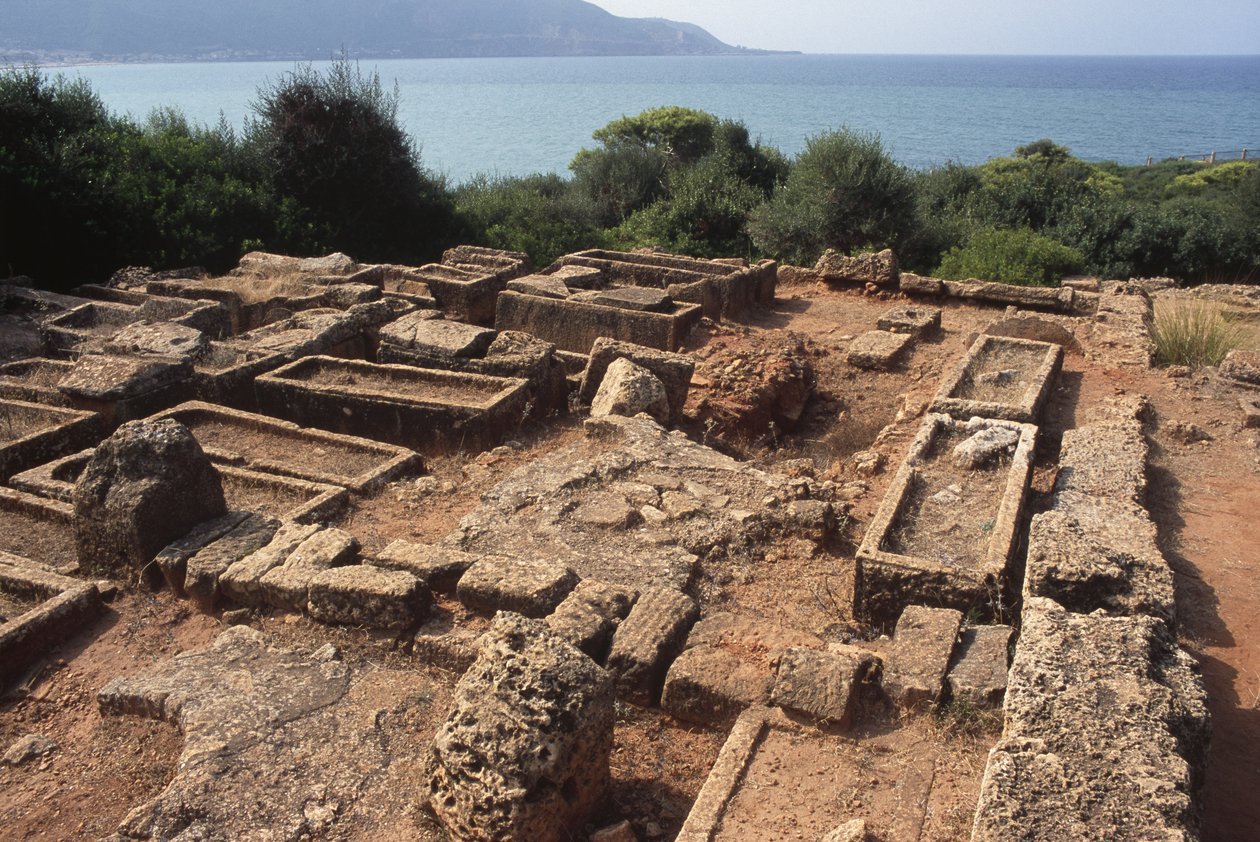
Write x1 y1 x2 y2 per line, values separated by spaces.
931 335 1063 423
255 356 530 454
856 413 1038 624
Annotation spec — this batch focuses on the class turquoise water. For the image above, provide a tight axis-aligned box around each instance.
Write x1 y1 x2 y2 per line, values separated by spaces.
62 54 1260 183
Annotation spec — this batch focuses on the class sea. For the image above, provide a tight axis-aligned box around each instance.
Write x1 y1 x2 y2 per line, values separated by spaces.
58 54 1260 185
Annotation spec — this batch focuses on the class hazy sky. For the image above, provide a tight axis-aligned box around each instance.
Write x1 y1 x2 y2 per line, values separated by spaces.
597 0 1260 55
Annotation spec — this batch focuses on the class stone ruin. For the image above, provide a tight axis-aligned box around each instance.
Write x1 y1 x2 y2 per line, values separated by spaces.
1 244 1246 841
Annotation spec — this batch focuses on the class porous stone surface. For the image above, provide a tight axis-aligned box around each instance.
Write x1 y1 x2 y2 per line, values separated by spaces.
545 579 638 662
815 248 899 287
847 330 913 370
1243 396 1260 429
456 556 578 618
590 357 671 424
953 422 1021 469
373 540 476 594
97 626 439 841
152 511 252 595
72 419 226 574
58 354 191 401
104 320 208 360
1219 348 1260 386
507 275 571 299
305 564 429 629
183 513 281 612
971 598 1209 842
877 304 941 337
218 521 322 607
945 625 1012 709
406 318 496 359
582 287 673 312
429 613 614 842
448 415 834 593
662 612 823 727
258 527 359 612
1025 491 1175 623
1055 418 1149 508
606 586 699 706
579 337 695 424
770 645 878 728
882 606 962 710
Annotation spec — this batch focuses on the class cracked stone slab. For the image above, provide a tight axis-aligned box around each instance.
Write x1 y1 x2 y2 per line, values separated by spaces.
97 626 441 842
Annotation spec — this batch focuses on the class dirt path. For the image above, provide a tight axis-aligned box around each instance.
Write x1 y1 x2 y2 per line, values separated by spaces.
1142 375 1260 842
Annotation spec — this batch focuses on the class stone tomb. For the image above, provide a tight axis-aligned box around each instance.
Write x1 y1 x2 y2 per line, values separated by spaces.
0 550 104 688
0 358 75 405
0 486 77 569
495 290 702 354
0 397 102 481
154 401 421 493
857 414 1037 624
677 707 957 841
255 355 531 455
12 448 348 525
931 334 1063 423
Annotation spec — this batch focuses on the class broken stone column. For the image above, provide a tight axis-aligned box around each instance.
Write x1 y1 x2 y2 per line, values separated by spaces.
429 613 614 842
72 418 226 576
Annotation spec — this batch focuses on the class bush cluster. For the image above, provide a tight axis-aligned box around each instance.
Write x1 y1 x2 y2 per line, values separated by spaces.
3 68 1257 290
1 61 453 290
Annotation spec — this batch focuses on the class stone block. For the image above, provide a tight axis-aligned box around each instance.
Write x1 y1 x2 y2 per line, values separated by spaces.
72 419 226 576
1243 397 1260 429
456 556 578 618
218 522 322 607
578 337 693 424
104 320 208 360
1221 349 1260 386
579 287 673 312
816 248 898 287
507 275 570 299
153 511 252 595
882 605 962 710
373 540 476 594
184 513 281 612
0 584 103 688
258 527 359 612
605 586 698 707
545 579 637 662
429 613 613 842
971 598 1209 842
590 357 671 424
770 645 878 728
847 330 912 370
945 625 1011 709
661 612 823 727
1055 419 1148 508
306 565 430 630
1025 492 1175 623
876 304 941 337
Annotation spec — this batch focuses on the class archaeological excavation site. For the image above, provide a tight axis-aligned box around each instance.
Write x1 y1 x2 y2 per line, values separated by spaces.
1 245 1259 841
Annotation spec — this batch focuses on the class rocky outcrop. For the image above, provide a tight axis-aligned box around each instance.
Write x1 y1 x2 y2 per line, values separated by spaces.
429 613 614 842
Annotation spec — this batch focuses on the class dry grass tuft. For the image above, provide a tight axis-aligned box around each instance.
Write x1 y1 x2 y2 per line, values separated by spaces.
1151 301 1250 368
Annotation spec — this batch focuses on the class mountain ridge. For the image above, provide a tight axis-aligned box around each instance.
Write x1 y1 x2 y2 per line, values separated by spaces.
0 0 786 62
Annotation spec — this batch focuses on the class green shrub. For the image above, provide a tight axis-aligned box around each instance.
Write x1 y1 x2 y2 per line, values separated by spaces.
591 106 718 165
247 58 455 264
456 173 605 267
1151 300 1249 367
935 228 1083 286
747 129 915 265
613 156 764 257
